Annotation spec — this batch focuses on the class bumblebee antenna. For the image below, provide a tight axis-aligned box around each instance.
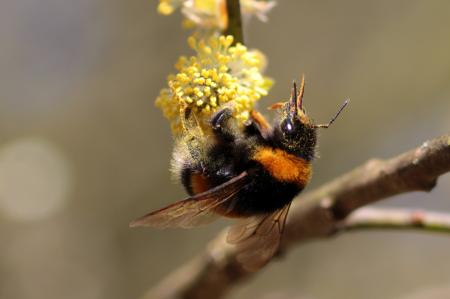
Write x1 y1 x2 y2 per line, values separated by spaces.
289 80 298 116
297 74 305 110
315 99 350 129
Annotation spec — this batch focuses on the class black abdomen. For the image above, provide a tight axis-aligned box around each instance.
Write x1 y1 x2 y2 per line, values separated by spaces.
215 164 302 217
180 140 302 217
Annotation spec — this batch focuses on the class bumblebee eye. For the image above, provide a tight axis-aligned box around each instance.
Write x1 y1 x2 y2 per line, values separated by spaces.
281 119 294 135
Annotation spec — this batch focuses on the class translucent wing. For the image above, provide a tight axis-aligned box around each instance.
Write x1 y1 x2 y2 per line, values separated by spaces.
227 203 291 271
129 171 248 229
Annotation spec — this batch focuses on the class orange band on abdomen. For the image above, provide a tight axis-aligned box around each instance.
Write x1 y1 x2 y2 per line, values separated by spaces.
190 173 210 194
252 147 311 187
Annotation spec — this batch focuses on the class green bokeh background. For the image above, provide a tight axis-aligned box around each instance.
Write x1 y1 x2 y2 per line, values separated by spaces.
1 1 449 298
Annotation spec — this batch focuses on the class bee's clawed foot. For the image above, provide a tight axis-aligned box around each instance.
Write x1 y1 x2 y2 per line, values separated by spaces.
211 108 233 130
211 108 236 142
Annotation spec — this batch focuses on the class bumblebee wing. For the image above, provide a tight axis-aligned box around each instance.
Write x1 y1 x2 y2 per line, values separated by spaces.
227 203 291 271
129 171 248 229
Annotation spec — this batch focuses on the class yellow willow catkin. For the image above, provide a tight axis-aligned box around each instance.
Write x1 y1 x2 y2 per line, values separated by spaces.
155 35 273 134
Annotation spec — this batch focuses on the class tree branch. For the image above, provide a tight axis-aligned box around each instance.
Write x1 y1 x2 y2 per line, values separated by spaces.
338 207 450 233
223 0 244 45
141 134 450 299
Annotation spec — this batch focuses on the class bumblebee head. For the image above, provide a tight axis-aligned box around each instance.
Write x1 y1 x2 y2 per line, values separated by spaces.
281 78 313 136
273 77 349 161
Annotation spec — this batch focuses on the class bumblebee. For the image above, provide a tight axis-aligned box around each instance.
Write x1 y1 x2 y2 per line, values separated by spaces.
131 77 348 270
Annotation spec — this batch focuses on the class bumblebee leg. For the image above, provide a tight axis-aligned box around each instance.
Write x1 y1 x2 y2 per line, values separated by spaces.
211 108 237 142
180 105 203 135
177 105 208 169
244 110 271 140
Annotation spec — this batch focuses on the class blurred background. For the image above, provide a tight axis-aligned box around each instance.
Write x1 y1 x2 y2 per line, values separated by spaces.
1 0 450 298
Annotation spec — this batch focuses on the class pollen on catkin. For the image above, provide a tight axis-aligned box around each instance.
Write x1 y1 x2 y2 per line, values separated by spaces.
156 35 273 134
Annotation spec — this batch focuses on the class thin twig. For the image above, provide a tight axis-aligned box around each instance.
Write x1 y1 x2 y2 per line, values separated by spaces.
223 0 244 45
338 207 450 234
141 134 450 299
